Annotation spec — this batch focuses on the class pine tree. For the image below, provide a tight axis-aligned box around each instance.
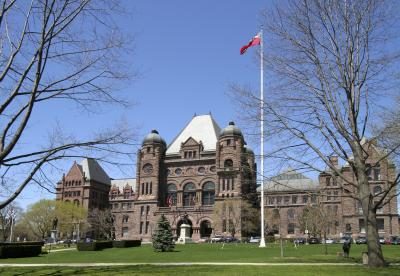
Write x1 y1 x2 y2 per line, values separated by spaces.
152 214 175 252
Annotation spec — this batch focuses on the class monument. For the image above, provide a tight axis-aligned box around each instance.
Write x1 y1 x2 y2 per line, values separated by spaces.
176 213 193 244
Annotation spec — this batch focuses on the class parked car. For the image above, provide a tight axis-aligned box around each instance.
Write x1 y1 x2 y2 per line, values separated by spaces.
322 238 335 244
197 237 210 243
210 235 224 243
308 237 320 244
249 236 261 243
392 237 400 245
355 237 367 244
379 237 385 244
224 236 239 243
339 237 353 244
294 237 306 244
385 236 398 245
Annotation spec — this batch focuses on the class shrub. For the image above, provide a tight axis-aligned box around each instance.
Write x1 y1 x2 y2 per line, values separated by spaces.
0 245 42 258
0 241 44 246
112 240 141 248
77 241 113 251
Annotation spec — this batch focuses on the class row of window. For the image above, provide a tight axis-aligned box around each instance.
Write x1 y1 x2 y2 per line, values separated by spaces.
64 180 82 187
167 182 215 206
183 151 197 159
326 191 339 201
111 202 132 210
140 182 153 195
220 178 234 191
64 191 81 197
268 194 317 205
139 221 150 234
110 190 132 199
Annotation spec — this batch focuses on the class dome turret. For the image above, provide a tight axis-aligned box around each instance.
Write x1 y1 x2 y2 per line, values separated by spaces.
142 130 166 146
220 121 243 137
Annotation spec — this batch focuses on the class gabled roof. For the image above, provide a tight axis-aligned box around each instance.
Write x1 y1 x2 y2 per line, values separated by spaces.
111 178 136 193
81 158 111 185
166 114 221 155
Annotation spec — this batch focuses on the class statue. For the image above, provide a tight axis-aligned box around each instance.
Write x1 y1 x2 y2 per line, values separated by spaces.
52 217 58 230
182 213 189 224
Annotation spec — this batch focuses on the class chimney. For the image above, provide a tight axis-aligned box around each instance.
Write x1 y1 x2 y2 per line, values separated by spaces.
329 156 338 168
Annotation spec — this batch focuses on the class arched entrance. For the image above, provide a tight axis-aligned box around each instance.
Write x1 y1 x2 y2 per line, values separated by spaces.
176 219 193 238
200 220 212 238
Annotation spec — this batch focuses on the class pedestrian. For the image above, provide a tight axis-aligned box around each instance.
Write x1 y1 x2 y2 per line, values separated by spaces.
342 240 351 257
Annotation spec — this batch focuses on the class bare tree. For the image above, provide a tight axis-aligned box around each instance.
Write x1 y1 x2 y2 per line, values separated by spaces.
88 208 114 240
212 198 258 238
232 0 400 267
0 202 22 241
0 0 135 209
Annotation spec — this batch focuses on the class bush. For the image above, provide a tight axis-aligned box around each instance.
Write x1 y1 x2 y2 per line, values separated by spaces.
77 241 113 251
0 245 42 258
0 241 44 246
112 240 141 248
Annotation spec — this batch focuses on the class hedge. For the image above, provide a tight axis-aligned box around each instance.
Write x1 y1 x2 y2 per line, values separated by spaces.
0 244 42 258
0 241 44 247
77 241 113 251
112 240 141 248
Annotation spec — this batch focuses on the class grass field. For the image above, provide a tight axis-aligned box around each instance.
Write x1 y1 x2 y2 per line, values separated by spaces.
0 243 399 275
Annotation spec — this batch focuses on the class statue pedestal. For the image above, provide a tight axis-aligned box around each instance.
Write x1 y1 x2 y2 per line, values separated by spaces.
50 230 57 242
176 223 193 244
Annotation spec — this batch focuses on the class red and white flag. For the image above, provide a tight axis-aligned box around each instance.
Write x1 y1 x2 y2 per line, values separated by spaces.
240 32 261 55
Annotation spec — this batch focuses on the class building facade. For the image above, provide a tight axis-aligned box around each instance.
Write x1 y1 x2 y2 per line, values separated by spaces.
57 115 257 241
263 141 399 240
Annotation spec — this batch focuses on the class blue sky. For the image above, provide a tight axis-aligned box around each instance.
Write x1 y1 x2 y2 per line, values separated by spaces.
16 1 272 207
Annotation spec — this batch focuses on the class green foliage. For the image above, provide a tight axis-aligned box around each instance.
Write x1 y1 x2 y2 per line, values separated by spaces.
112 240 141 248
152 215 175 252
77 241 113 251
0 244 42 258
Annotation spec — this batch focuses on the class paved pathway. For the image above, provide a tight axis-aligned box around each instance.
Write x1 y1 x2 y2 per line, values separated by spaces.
0 262 365 267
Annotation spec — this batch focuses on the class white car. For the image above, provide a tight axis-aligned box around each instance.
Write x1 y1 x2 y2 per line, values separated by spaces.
249 237 261 243
323 238 335 244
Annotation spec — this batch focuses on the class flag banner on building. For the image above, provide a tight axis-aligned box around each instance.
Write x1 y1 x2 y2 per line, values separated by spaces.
166 195 173 207
240 32 261 55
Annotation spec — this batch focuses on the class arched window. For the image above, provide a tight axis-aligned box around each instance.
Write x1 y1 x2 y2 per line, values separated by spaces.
224 159 233 168
73 199 79 206
373 185 382 195
166 184 177 206
202 182 215 205
183 183 196 206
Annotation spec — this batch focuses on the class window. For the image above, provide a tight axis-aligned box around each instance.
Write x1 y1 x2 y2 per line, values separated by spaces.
146 205 150 216
122 215 129 223
166 184 177 206
288 223 295 234
284 196 290 204
327 191 332 201
268 197 275 205
183 183 196 206
373 186 382 195
311 194 317 203
359 219 365 233
127 203 132 209
141 183 144 195
345 223 352 232
123 190 131 199
122 227 129 237
202 182 215 205
222 219 227 232
224 159 233 168
114 203 119 209
140 206 144 216
139 222 143 234
333 191 339 200
121 203 126 210
292 196 297 204
276 196 282 205
150 182 152 194
302 195 308 204
373 167 381 181
326 177 331 186
377 218 384 231
145 183 149 194
287 208 295 220
227 139 231 146
145 221 150 234
374 201 383 214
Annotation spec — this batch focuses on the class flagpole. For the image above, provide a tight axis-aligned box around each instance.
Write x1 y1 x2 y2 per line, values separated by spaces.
259 29 266 248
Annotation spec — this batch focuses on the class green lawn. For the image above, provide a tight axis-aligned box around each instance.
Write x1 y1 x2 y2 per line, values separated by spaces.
0 243 399 264
0 243 399 275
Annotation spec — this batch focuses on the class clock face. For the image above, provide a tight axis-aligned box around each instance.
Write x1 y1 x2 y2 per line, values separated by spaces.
143 163 153 174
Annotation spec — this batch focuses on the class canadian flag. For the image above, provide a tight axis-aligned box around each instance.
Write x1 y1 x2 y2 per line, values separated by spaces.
240 32 261 55
167 195 173 207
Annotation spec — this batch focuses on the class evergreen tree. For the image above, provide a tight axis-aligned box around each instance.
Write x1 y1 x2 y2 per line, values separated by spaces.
152 215 175 252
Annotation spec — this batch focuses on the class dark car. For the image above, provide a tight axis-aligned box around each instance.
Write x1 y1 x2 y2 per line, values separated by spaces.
294 237 306 244
309 237 320 244
355 237 367 244
392 237 400 245
224 237 239 243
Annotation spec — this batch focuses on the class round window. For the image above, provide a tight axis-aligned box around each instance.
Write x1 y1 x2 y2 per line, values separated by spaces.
142 163 153 174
